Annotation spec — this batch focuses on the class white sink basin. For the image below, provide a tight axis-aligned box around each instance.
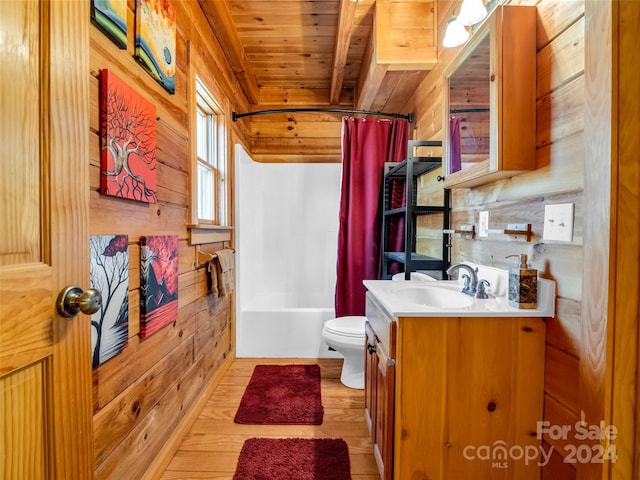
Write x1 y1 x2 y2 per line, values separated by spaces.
393 286 474 308
363 263 556 318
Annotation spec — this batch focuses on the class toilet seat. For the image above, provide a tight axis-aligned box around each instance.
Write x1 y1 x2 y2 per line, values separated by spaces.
321 315 367 389
323 316 365 338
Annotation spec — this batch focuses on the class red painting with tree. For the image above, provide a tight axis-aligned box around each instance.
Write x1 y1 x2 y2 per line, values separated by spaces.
100 69 157 203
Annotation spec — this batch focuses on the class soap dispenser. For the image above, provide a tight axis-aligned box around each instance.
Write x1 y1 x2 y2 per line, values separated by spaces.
506 254 537 309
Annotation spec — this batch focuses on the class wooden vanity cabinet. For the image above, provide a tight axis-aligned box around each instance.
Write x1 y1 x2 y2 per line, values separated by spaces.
365 294 397 480
365 292 546 480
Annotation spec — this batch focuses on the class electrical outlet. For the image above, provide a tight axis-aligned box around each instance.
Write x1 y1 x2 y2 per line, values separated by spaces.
543 203 574 242
479 211 489 237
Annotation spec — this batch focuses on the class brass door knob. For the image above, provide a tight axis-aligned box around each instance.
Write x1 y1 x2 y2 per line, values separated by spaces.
56 286 103 318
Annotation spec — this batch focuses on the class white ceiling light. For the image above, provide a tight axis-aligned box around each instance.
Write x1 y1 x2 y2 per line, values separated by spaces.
442 17 470 48
456 0 488 26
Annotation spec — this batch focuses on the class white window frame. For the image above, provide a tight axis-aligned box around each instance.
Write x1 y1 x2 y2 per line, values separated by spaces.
191 76 228 228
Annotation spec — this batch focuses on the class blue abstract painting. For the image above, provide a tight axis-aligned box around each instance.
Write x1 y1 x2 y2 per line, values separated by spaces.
135 0 176 94
91 0 128 49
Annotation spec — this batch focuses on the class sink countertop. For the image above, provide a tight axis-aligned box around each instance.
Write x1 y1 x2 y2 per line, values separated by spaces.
363 264 556 318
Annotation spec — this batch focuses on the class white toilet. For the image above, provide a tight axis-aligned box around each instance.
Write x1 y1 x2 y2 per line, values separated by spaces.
321 316 367 389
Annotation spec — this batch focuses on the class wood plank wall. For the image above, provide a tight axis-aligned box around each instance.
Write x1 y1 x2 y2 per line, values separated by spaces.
88 1 249 478
405 1 585 478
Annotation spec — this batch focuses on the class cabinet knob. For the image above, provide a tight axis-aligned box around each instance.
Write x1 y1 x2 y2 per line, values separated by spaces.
367 343 376 355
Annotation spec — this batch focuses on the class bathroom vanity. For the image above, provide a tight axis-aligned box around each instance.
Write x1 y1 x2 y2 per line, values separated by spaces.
363 267 554 480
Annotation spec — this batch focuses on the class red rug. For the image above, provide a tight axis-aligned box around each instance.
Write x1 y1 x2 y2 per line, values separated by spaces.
233 438 351 480
234 364 324 425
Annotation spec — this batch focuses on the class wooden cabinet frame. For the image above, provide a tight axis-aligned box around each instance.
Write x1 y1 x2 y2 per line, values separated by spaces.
443 6 536 188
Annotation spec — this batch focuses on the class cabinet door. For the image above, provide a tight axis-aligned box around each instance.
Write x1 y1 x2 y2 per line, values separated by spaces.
443 5 536 188
374 345 395 480
364 323 378 437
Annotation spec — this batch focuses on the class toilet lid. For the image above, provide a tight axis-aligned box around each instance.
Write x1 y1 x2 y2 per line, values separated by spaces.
324 316 366 338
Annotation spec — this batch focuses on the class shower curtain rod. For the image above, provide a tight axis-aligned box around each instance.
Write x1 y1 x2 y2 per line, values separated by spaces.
449 108 490 114
232 108 414 123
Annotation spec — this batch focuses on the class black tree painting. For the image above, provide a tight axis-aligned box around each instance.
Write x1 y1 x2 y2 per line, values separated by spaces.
90 235 129 368
100 69 157 203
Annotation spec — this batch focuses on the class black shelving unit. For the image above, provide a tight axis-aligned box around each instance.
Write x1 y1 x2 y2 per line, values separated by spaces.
380 140 451 280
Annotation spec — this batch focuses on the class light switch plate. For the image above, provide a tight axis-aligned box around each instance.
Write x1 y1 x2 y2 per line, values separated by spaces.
479 211 489 237
543 203 574 242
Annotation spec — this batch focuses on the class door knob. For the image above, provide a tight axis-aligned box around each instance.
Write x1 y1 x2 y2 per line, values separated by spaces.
56 286 102 318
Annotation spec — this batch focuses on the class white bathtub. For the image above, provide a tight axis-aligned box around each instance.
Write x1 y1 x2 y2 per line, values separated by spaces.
234 144 343 358
236 294 340 358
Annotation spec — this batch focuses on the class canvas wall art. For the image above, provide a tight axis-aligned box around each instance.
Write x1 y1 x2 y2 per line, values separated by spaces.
91 0 128 49
140 235 179 338
90 235 129 368
100 69 157 203
135 0 177 94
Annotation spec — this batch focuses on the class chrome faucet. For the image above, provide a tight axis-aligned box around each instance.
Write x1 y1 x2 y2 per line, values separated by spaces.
446 263 479 296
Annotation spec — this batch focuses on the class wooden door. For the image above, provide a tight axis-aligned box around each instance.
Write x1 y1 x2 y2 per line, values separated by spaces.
0 1 92 479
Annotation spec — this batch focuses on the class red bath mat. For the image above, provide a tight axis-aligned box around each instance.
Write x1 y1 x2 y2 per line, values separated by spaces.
234 364 324 425
233 437 351 480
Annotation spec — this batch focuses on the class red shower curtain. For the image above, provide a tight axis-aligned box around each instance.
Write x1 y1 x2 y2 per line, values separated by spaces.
335 117 408 317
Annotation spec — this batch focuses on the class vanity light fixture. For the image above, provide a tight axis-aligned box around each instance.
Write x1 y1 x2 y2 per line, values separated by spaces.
456 0 488 26
442 15 470 48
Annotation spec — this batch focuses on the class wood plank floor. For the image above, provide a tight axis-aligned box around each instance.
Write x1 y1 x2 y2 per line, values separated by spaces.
159 358 380 480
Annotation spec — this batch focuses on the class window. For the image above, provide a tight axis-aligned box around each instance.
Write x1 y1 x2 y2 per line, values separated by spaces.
194 78 226 225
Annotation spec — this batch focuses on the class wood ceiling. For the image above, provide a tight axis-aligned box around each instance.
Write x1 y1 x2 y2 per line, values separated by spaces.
198 0 440 112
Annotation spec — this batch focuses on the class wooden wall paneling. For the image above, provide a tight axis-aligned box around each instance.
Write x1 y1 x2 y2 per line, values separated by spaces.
89 191 188 239
93 303 198 409
580 1 612 478
535 0 585 51
541 442 576 480
257 88 354 106
384 71 430 114
249 110 348 123
156 120 190 171
536 75 585 148
609 1 640 477
194 296 232 374
542 393 581 457
128 289 140 338
546 297 581 357
251 121 342 138
536 16 585 99
93 336 194 465
95 358 206 480
545 345 579 414
250 136 341 156
89 0 240 477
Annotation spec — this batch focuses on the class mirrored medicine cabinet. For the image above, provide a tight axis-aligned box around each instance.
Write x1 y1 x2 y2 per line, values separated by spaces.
443 5 537 189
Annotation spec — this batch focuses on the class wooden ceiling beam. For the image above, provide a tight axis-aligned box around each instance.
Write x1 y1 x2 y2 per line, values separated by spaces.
198 0 260 104
330 0 358 104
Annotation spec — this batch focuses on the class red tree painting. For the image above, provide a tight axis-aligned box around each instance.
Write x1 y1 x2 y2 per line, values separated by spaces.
140 235 178 338
100 69 157 203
